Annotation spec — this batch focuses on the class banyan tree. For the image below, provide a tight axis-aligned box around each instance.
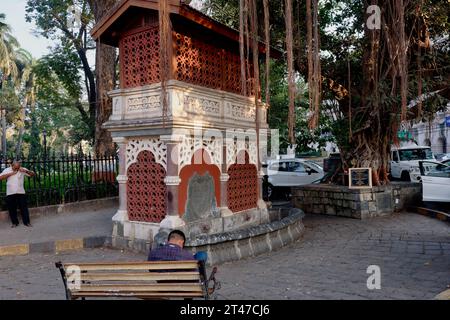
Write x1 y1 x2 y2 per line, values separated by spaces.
236 0 448 186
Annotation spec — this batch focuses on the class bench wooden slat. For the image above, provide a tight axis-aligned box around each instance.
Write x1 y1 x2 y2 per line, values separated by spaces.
73 283 203 293
56 260 219 300
64 261 198 271
71 292 204 298
80 272 200 282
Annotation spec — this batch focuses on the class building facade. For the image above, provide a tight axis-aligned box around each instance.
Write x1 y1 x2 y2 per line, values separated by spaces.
410 105 450 155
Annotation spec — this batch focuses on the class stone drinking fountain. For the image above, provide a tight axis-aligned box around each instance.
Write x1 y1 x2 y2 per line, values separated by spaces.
92 0 305 264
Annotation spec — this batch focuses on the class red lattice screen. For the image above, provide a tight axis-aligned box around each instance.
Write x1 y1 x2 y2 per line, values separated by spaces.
120 27 161 89
127 151 166 223
227 153 258 213
119 27 254 95
174 32 253 96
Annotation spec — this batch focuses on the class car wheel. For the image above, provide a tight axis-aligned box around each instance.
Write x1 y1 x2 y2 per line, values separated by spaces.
400 171 411 182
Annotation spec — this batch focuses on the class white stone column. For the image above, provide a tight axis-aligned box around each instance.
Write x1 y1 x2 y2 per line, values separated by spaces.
220 139 233 217
159 134 185 229
256 131 267 210
219 173 233 217
257 168 267 210
112 137 129 222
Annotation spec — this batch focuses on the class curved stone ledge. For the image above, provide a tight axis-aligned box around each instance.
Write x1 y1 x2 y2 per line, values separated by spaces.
186 208 305 265
185 208 304 246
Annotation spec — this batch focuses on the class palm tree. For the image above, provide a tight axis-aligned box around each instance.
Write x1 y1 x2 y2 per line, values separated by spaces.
14 49 36 158
0 13 19 86
0 13 21 159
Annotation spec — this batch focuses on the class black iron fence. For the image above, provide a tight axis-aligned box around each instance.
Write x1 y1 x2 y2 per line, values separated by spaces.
0 154 119 210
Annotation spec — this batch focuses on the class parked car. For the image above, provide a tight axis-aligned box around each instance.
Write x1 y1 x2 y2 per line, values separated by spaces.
435 153 450 162
390 144 435 182
419 160 450 203
263 158 324 200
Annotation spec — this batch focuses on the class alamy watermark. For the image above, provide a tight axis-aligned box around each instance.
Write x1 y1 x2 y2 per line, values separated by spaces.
366 265 381 290
67 5 82 30
67 265 81 290
366 5 381 30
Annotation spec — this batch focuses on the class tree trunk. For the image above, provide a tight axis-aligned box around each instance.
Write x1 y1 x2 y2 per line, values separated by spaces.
336 0 409 186
306 0 321 129
1 108 6 160
239 0 247 96
0 78 6 160
262 0 270 106
74 46 96 140
249 0 261 168
91 0 117 156
285 0 296 145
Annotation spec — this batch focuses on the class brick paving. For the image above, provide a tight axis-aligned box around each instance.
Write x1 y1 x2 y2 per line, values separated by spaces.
0 212 448 300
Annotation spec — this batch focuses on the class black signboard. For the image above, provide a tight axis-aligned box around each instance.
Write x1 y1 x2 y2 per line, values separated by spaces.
349 168 372 189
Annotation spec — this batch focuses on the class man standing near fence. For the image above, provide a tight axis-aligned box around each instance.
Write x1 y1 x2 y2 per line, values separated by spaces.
0 160 35 228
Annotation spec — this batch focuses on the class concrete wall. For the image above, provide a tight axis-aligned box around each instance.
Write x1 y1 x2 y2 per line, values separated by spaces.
292 183 422 219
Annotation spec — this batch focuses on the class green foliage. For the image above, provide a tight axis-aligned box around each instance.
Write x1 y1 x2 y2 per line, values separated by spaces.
263 61 334 153
23 44 94 153
0 85 19 114
25 0 94 41
26 0 97 142
34 46 82 99
202 0 240 29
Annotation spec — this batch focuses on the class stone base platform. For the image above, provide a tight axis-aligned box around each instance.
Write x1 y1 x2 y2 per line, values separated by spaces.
292 182 422 219
111 206 270 251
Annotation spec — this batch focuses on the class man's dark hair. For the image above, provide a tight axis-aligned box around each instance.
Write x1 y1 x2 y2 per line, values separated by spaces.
168 230 186 243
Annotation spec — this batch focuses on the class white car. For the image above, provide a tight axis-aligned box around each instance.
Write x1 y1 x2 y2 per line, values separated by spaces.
419 161 450 203
390 144 435 182
264 158 324 199
435 153 450 162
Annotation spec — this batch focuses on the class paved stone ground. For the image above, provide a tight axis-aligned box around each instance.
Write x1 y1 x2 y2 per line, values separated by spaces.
0 208 114 246
0 212 448 300
219 212 450 300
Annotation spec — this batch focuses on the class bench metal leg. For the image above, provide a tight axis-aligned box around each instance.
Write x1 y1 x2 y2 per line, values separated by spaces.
55 261 71 300
206 267 221 300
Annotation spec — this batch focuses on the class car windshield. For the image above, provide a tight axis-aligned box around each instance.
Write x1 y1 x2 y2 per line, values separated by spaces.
399 148 434 161
304 161 323 172
421 162 450 178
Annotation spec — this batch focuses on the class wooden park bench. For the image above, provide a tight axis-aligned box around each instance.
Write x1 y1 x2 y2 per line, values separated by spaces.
55 260 220 300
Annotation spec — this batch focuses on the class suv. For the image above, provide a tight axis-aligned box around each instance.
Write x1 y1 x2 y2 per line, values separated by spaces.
390 144 435 182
